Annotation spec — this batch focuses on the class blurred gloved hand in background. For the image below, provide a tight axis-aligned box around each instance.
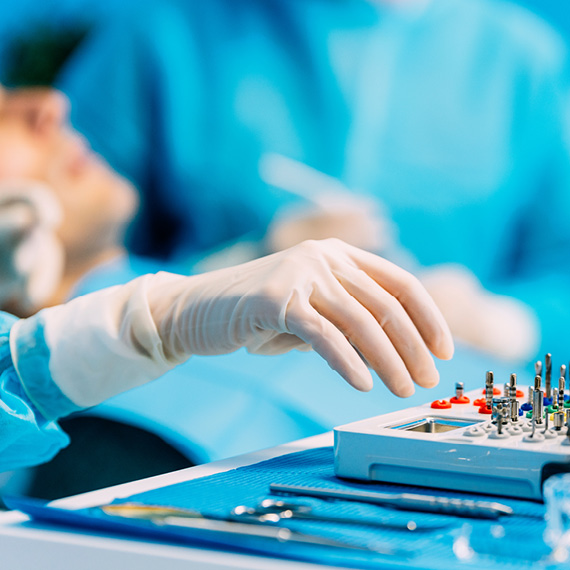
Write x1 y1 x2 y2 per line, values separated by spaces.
0 181 64 315
420 264 539 363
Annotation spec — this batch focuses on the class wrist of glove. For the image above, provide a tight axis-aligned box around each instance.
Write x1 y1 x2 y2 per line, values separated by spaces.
20 239 454 409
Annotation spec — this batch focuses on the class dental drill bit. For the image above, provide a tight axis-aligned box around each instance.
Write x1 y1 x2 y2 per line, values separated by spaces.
509 374 519 422
509 373 517 397
510 396 519 423
545 353 552 399
485 371 494 411
533 385 544 424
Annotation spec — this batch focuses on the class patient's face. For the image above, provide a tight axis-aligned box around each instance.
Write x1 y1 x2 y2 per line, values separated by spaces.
0 86 137 260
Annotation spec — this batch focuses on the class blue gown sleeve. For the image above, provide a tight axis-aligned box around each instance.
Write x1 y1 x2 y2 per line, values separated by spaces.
0 312 76 473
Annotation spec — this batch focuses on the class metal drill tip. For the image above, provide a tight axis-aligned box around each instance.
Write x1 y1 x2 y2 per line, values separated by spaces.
486 371 494 383
509 373 516 386
535 361 543 376
546 354 552 371
561 364 567 379
534 374 541 390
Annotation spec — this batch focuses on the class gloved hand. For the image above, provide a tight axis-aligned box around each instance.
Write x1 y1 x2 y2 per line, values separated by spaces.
0 182 64 314
261 153 394 254
420 264 539 362
14 239 453 411
266 195 392 254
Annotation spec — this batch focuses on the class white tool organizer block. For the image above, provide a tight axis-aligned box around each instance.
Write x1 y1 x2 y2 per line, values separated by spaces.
334 387 570 501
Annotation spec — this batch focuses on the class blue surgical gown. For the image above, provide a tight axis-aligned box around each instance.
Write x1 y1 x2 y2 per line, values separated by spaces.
0 312 78 473
58 0 570 359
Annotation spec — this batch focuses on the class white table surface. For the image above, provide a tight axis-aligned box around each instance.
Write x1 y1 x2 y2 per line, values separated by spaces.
0 432 352 570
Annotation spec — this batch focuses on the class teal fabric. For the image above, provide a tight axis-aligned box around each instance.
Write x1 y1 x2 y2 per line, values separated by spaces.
58 0 570 359
0 312 70 473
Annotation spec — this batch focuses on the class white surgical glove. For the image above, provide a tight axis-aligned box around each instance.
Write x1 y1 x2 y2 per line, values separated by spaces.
13 239 453 410
0 181 64 314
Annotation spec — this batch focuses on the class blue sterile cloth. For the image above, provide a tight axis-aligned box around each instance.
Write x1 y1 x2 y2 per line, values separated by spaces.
11 446 554 570
112 447 549 569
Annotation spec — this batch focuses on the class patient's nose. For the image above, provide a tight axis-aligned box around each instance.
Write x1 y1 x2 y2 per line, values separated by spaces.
4 87 70 135
26 89 70 134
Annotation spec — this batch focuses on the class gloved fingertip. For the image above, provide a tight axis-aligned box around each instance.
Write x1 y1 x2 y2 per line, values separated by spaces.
436 331 455 360
397 382 415 398
383 372 415 398
418 370 440 389
348 371 374 392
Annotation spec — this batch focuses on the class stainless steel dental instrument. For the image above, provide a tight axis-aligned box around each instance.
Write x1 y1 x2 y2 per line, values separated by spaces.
269 484 513 518
100 502 398 554
229 499 449 532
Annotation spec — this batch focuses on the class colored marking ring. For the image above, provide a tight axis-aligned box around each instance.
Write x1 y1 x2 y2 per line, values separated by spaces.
450 396 470 404
431 400 452 409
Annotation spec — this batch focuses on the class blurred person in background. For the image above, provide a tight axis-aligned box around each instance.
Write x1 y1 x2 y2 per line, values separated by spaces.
54 0 570 363
0 85 458 500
